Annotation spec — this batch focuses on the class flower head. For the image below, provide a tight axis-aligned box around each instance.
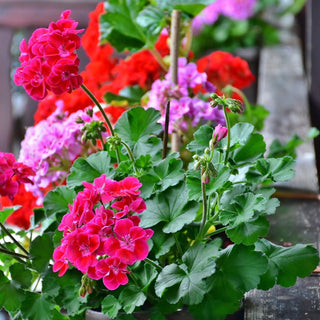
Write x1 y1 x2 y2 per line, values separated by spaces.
14 10 83 100
0 152 35 201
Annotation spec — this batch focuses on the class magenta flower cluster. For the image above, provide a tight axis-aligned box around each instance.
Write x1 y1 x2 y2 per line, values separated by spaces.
147 57 225 133
18 102 93 204
192 0 257 35
53 174 153 291
14 10 83 100
0 152 35 201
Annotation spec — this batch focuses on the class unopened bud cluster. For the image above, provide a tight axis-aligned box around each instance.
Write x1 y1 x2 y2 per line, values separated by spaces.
107 134 122 151
193 123 228 184
210 93 243 113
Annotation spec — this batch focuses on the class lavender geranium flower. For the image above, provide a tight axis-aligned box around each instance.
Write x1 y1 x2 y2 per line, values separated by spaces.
147 57 224 133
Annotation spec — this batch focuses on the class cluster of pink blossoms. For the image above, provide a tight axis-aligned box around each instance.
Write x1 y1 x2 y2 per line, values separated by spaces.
192 0 257 35
14 10 83 100
18 101 95 204
0 152 35 201
147 57 225 133
53 174 153 291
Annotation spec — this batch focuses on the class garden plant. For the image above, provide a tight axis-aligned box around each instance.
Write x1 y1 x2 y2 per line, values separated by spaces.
0 1 318 320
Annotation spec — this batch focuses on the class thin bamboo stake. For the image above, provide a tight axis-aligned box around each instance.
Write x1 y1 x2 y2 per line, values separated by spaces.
170 10 181 153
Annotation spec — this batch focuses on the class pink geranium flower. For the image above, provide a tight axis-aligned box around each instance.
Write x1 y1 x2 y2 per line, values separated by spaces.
0 152 35 201
52 245 69 277
14 10 83 100
65 229 100 273
95 257 129 290
104 218 153 265
14 57 51 100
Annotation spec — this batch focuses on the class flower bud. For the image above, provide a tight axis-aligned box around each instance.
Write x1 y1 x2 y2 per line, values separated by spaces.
212 124 228 145
225 98 243 113
193 161 201 171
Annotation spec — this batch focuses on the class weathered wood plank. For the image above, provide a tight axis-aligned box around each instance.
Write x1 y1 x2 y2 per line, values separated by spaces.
306 0 320 192
245 274 320 320
257 34 319 192
0 27 13 152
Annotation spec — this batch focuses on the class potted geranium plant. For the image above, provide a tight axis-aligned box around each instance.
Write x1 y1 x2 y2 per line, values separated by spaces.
0 1 319 320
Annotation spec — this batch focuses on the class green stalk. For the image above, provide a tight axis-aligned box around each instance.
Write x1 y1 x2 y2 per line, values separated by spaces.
174 234 183 256
0 222 29 255
0 247 29 261
198 180 208 241
120 140 137 175
223 105 231 165
206 226 228 237
81 83 120 163
144 258 163 271
150 48 169 72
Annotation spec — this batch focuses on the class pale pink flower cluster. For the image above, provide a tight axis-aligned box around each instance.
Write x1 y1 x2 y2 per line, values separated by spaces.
192 0 258 35
53 174 153 291
18 102 93 204
147 57 224 133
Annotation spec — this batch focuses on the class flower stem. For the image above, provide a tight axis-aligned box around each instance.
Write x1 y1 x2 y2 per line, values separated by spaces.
0 222 29 255
174 233 183 256
198 181 208 240
206 226 228 237
144 258 163 271
162 100 170 159
150 48 169 72
223 105 231 165
80 83 120 163
120 140 137 175
0 247 29 261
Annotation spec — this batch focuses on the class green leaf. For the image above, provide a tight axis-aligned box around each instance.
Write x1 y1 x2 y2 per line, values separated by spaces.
268 127 319 159
140 183 198 233
104 85 144 105
137 6 167 46
0 271 23 312
155 264 204 305
186 166 230 201
134 263 158 291
186 125 213 155
231 133 266 165
100 0 166 51
0 206 21 223
9 263 33 289
247 156 296 184
42 269 83 316
67 151 114 188
256 239 319 290
150 227 175 259
152 154 185 192
156 0 215 16
220 192 266 226
229 122 255 148
101 295 122 319
115 107 162 158
119 285 147 313
155 242 219 305
43 186 75 217
20 292 56 320
30 233 54 274
226 215 270 245
216 244 268 292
